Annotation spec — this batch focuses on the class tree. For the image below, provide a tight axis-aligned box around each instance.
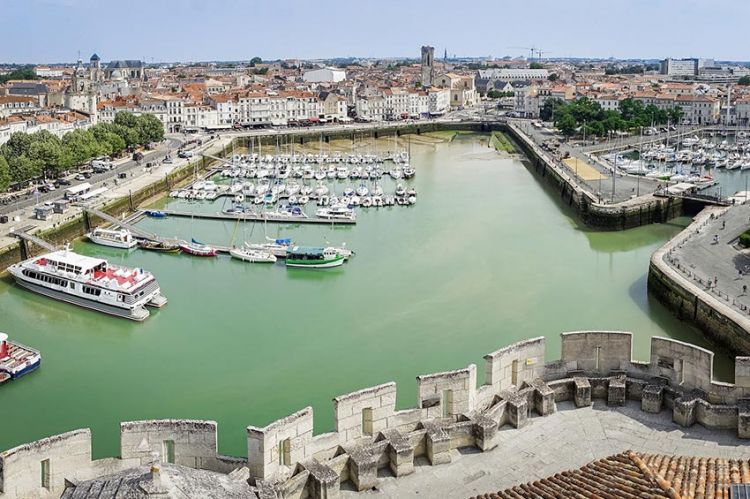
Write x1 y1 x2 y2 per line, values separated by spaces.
667 106 684 124
114 111 139 129
548 73 559 81
0 155 10 191
529 62 545 70
249 56 263 66
540 98 563 121
135 114 165 144
0 132 33 160
0 66 39 84
557 113 577 136
8 155 38 184
738 75 750 86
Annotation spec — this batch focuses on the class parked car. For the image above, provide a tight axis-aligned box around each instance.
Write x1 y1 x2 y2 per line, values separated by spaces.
55 178 72 186
75 174 86 181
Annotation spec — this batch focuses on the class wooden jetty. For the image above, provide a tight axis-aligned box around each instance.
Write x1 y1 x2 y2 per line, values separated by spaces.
151 209 356 225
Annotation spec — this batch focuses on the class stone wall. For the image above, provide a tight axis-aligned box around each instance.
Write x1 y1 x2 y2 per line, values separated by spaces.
5 331 750 499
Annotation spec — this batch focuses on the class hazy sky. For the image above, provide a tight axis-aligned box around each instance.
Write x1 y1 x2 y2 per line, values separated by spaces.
2 0 747 64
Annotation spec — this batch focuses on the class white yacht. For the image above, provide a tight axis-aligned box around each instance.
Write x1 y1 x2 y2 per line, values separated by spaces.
8 247 167 321
316 204 356 221
86 228 138 249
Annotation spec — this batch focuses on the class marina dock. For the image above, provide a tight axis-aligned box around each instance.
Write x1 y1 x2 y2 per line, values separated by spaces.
151 209 356 225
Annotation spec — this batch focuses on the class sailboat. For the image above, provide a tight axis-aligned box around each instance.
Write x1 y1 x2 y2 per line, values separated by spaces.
179 238 217 257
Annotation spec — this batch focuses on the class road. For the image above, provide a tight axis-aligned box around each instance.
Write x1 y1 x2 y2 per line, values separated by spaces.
0 135 185 216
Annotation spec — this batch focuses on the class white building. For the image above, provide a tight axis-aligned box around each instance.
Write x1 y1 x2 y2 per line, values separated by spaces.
34 66 64 78
660 58 698 76
477 68 549 82
427 88 450 115
302 67 346 83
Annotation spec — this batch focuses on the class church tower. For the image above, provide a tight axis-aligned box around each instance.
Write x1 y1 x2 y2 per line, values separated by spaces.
421 46 435 87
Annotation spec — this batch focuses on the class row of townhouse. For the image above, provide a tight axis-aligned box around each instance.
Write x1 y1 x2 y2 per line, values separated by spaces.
98 90 350 132
633 92 721 124
0 111 92 145
355 87 449 121
0 96 40 118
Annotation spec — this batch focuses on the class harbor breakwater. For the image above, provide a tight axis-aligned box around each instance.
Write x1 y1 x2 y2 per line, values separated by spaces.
2 331 750 498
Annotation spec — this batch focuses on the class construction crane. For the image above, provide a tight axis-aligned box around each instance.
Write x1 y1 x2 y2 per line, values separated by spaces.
507 46 538 60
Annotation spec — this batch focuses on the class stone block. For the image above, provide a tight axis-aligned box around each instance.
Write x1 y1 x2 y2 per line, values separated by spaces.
346 446 378 491
673 391 701 427
422 422 451 465
381 429 414 477
641 384 664 414
607 375 626 406
471 414 499 452
305 459 341 499
573 377 591 407
501 391 528 428
737 399 750 439
529 378 556 416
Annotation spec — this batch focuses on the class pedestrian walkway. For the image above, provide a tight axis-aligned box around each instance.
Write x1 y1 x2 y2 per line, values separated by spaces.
562 157 605 181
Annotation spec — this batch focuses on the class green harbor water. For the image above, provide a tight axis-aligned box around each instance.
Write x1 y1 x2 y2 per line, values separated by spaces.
0 134 731 459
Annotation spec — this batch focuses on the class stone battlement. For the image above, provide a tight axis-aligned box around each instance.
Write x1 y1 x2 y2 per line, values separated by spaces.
2 331 750 499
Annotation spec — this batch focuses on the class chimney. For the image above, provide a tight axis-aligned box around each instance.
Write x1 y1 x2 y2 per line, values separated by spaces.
0 333 8 359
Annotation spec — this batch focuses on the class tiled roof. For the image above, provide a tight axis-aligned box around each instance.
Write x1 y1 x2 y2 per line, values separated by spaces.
471 451 750 499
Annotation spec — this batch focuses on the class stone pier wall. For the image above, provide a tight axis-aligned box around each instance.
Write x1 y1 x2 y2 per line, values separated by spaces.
504 122 684 230
4 331 750 499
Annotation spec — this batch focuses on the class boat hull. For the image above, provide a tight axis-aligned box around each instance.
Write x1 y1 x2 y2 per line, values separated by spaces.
10 276 150 321
179 244 217 257
87 234 138 249
286 256 345 269
229 249 276 263
9 358 41 379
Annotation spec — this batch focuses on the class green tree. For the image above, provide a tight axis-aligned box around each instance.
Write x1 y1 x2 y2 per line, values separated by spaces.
529 62 545 70
135 114 165 144
548 73 559 81
557 113 577 136
114 111 139 129
249 56 263 66
738 75 750 86
8 155 38 183
667 106 684 124
0 66 39 84
540 98 563 121
62 129 102 166
0 132 33 159
0 155 10 191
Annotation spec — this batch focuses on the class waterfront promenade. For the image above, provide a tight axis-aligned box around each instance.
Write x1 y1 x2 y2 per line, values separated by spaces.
342 400 749 498
650 202 750 352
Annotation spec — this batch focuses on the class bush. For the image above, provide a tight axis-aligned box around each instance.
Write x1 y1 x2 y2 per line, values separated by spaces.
739 231 750 247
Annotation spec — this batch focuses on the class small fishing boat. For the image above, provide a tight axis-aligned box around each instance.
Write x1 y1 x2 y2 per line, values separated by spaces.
285 246 345 269
138 240 181 253
86 227 138 249
145 210 167 218
179 238 217 257
230 246 277 263
0 332 41 381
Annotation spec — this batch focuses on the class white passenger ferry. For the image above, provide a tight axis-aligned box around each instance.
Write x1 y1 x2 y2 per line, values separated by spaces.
86 227 138 249
8 247 167 321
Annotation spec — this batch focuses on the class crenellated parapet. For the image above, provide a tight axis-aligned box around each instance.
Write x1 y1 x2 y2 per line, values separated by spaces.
3 331 750 499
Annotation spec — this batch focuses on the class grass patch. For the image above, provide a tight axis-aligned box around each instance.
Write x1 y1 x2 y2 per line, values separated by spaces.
424 130 458 141
490 132 517 154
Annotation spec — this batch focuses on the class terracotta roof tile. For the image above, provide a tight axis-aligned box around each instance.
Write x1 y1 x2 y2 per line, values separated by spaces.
471 452 750 499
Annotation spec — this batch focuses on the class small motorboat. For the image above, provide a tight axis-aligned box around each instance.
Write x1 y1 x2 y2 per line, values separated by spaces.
179 238 217 257
145 210 168 218
230 247 277 263
138 240 181 253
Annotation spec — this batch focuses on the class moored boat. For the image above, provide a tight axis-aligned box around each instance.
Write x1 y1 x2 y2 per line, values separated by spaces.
229 247 277 263
145 210 168 218
138 240 181 253
285 246 345 269
86 227 138 249
179 239 217 257
7 247 167 321
0 333 41 381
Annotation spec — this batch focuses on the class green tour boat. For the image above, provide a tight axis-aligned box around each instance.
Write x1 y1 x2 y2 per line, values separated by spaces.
285 246 345 269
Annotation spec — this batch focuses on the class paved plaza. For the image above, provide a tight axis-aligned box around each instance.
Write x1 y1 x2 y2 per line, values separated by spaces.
342 400 749 498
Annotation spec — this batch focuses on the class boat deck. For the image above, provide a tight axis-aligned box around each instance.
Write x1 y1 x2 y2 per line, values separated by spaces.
0 341 41 379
